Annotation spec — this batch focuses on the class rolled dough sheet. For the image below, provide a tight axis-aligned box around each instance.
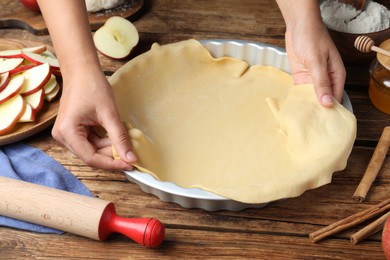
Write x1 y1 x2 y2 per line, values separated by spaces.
109 39 357 204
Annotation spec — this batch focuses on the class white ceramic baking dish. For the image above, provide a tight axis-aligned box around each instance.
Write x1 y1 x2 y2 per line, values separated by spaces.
123 39 353 211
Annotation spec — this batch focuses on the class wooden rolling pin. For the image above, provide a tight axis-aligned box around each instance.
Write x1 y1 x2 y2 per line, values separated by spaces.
0 177 165 247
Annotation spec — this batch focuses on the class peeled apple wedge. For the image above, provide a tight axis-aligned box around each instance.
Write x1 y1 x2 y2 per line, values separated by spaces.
93 16 139 59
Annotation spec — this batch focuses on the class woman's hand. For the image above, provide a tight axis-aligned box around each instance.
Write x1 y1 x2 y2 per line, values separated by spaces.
284 21 345 107
38 0 136 170
52 69 136 170
276 0 346 107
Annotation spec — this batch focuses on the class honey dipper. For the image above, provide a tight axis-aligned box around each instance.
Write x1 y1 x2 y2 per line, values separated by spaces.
354 35 390 58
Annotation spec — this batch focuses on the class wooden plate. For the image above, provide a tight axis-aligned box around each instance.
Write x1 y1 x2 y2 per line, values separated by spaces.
0 0 144 35
0 38 60 146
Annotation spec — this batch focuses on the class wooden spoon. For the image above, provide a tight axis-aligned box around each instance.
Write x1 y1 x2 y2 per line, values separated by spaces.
338 0 367 10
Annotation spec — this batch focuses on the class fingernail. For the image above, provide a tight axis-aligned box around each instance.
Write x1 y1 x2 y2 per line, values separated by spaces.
124 165 134 171
126 151 137 162
321 95 333 106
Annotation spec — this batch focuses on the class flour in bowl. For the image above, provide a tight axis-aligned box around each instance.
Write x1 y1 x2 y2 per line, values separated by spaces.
320 0 390 33
85 0 124 12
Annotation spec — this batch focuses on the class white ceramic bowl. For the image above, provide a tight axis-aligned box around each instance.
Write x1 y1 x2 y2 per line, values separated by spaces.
124 39 353 211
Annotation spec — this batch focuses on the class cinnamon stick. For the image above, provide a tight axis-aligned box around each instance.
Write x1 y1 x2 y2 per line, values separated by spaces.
309 198 390 243
350 211 390 244
353 126 390 203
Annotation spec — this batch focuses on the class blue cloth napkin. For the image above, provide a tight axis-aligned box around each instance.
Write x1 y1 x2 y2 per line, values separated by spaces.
0 142 93 234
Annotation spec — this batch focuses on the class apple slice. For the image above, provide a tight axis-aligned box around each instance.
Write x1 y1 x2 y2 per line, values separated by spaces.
43 74 57 94
44 83 60 102
9 64 36 76
41 51 60 70
23 58 34 66
0 45 46 58
19 103 36 122
0 95 26 135
20 63 51 96
0 74 24 104
0 58 24 74
41 50 56 58
93 16 139 59
51 69 62 77
0 49 23 59
22 51 60 70
24 88 44 114
0 72 11 92
22 45 47 54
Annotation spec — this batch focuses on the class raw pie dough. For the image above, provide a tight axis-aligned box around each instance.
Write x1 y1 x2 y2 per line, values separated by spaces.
109 39 357 204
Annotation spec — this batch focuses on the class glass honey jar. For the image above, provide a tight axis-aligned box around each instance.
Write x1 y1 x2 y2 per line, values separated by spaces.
368 37 390 115
369 58 390 114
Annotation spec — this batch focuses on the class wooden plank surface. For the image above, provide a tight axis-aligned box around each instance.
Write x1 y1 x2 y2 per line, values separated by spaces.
0 0 389 259
0 0 144 35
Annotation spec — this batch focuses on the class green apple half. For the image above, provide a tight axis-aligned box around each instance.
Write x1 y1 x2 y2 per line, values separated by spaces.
93 16 139 59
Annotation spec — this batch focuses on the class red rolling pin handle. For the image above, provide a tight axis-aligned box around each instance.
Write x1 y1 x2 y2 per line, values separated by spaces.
98 203 165 247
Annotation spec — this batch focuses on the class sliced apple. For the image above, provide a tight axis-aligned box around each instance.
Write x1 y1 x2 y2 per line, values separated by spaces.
0 95 26 135
24 88 44 114
23 58 34 66
0 72 11 92
93 16 139 59
0 58 24 74
44 83 60 102
43 74 57 94
9 64 36 76
0 45 46 58
0 74 24 104
51 68 62 77
22 45 46 54
19 103 36 122
20 63 51 96
22 51 60 70
40 50 61 71
0 49 23 59
41 50 56 58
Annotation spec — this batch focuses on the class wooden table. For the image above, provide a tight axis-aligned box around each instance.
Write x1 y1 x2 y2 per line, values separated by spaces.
1 0 389 259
